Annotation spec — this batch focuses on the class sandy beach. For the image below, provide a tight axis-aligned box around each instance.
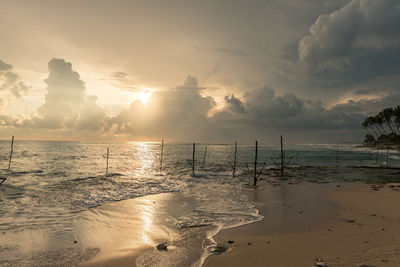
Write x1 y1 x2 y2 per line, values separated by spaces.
205 180 400 267
83 176 400 267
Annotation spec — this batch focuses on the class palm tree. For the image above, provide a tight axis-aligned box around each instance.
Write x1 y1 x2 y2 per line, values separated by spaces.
362 117 378 138
393 106 400 133
369 116 384 137
376 113 388 135
382 108 396 134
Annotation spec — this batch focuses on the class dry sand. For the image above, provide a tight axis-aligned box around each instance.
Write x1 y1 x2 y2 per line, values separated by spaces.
204 181 400 267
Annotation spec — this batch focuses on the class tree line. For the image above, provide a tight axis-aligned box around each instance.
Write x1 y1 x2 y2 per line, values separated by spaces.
361 106 400 147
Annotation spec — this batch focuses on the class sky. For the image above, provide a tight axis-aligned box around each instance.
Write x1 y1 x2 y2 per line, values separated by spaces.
0 0 399 143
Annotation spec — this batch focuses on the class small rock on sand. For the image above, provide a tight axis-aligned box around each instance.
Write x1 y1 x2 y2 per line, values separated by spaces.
156 243 168 251
209 245 227 255
227 240 234 244
314 257 327 266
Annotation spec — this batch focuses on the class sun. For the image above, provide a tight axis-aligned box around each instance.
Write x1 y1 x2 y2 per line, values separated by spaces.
137 91 152 104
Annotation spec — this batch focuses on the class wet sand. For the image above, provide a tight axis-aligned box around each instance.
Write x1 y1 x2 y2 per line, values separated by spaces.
205 181 400 267
80 192 212 267
4 169 400 266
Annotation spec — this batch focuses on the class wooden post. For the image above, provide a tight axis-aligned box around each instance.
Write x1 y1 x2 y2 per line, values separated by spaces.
336 147 339 167
376 148 379 162
106 147 109 175
254 140 258 186
192 143 195 174
202 146 207 169
280 136 284 177
160 139 164 172
386 146 389 165
7 136 14 172
233 141 237 178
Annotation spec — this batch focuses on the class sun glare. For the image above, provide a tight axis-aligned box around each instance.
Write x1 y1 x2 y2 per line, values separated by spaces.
137 91 152 104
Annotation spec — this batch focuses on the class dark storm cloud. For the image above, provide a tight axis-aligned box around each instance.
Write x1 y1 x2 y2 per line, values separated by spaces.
332 93 400 116
224 94 245 114
298 0 400 87
218 87 364 131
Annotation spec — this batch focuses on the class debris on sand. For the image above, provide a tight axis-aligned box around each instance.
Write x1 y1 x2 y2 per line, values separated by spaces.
314 257 327 266
156 243 168 251
209 245 227 255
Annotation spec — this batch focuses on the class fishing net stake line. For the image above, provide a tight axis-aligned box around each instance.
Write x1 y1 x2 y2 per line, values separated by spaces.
270 136 294 177
1 136 14 186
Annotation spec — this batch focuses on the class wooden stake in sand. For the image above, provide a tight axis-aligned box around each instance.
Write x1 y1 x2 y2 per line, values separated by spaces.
105 147 109 175
232 141 237 178
160 139 164 172
254 140 258 185
280 136 284 177
8 136 14 172
229 141 238 178
271 136 293 177
192 143 196 174
202 145 207 170
386 146 389 165
246 140 265 186
336 147 339 167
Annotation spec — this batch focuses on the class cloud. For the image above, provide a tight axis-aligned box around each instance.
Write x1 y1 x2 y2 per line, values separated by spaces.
195 45 249 58
0 60 12 71
181 75 198 88
108 75 216 140
0 59 29 97
31 58 107 130
215 86 365 132
110 71 128 80
224 94 245 114
332 92 400 115
298 0 400 82
0 58 394 143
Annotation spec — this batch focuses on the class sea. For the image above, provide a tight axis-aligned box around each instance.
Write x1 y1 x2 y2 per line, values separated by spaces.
1 141 400 266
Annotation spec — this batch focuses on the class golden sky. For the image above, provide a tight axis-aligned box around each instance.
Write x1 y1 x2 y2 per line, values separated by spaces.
1 0 400 143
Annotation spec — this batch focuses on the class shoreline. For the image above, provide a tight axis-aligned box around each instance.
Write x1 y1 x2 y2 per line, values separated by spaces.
4 165 400 266
204 180 400 266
